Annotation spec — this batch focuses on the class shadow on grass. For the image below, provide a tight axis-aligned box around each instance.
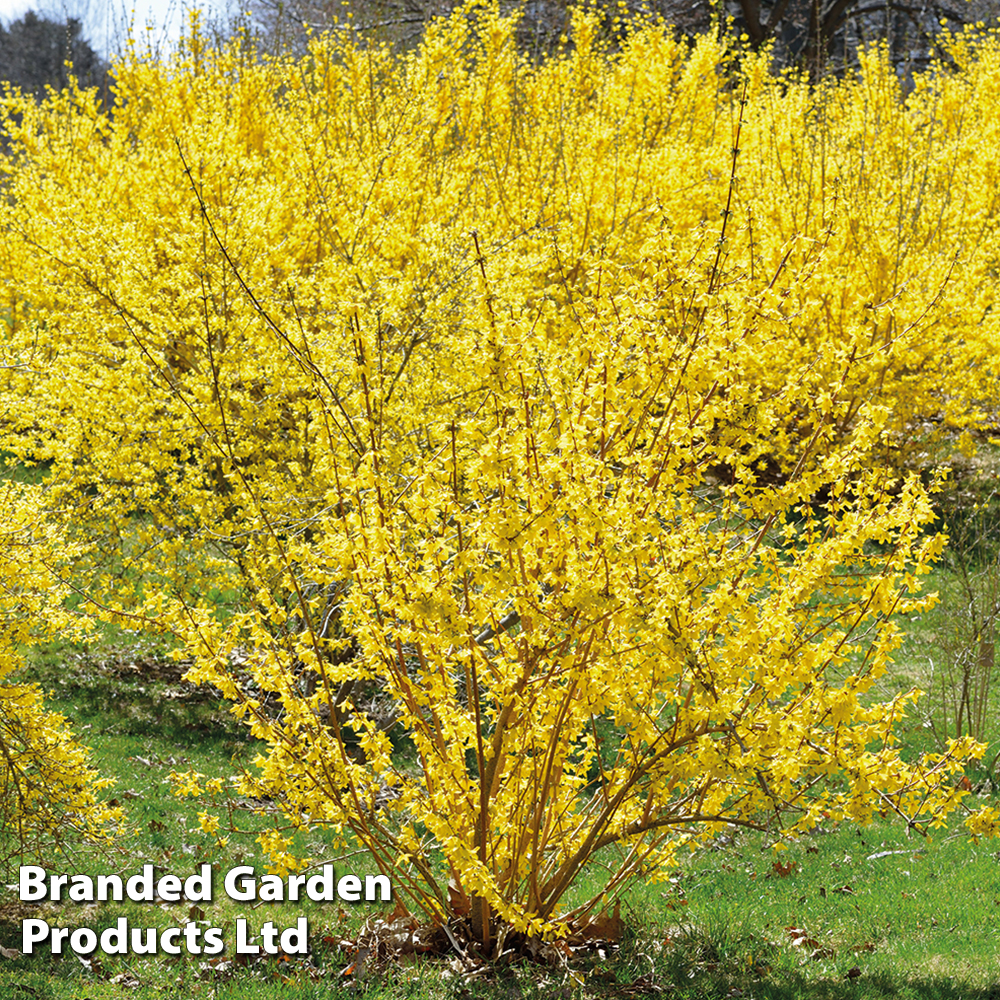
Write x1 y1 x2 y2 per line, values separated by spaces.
26 638 249 747
655 970 1000 1000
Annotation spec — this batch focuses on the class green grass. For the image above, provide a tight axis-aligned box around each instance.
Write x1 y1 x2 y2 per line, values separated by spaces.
3 633 1000 999
0 641 387 998
4 446 1000 997
672 822 1000 992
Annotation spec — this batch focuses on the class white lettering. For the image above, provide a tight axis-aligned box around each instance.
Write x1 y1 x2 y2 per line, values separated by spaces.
224 866 256 902
365 874 391 901
157 874 181 901
100 918 128 955
287 873 307 900
261 921 279 953
160 928 182 955
338 874 361 901
281 917 308 954
68 875 93 902
258 874 283 901
203 927 224 955
70 928 97 955
235 918 260 954
96 874 123 901
183 924 203 953
131 927 157 954
21 918 50 953
18 866 47 902
306 865 336 902
126 865 154 901
184 865 212 901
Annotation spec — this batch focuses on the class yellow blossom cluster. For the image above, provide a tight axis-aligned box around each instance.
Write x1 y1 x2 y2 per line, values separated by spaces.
2 2 1000 941
0 482 121 869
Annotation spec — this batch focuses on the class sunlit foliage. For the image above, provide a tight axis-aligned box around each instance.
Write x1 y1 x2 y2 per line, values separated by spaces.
0 482 119 871
2 2 999 943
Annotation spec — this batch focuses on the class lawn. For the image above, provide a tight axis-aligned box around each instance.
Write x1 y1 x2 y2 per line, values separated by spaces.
3 13 1000 990
3 516 1000 999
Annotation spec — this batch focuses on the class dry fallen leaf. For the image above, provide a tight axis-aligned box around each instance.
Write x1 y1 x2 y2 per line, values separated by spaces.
109 972 142 988
786 926 820 950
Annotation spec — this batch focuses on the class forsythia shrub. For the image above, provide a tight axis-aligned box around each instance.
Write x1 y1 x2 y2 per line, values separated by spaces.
0 481 119 871
2 2 1000 944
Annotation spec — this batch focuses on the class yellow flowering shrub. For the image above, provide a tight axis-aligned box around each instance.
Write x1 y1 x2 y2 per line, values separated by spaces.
2 4 999 942
0 481 119 870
